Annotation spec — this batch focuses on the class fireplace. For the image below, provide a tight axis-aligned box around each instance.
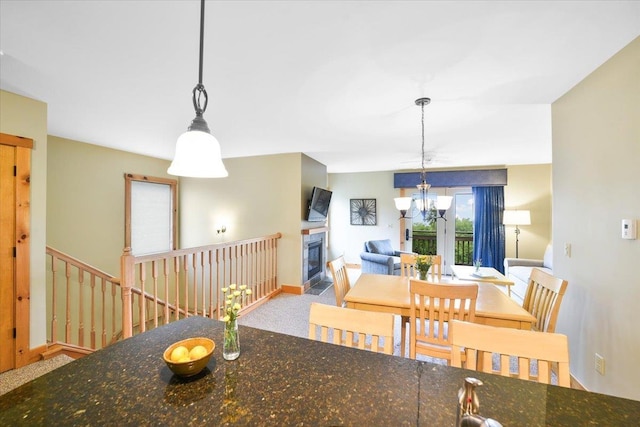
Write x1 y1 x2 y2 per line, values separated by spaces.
302 228 328 289
307 241 323 279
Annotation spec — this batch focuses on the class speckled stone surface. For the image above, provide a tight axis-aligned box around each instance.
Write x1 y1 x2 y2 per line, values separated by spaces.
1 316 638 426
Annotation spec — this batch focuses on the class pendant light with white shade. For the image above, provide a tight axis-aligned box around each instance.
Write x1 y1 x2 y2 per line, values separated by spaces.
168 0 228 178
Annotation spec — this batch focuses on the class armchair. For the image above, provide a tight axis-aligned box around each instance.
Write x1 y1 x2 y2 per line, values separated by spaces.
360 239 411 275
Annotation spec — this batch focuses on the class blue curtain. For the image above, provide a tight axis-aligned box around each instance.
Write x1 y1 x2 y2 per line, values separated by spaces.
472 186 505 273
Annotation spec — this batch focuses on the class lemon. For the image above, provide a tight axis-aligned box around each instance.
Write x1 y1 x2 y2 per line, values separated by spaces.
177 356 191 363
189 345 208 360
170 345 189 362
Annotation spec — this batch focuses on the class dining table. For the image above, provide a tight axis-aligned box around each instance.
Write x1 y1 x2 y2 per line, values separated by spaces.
0 316 638 426
344 273 536 330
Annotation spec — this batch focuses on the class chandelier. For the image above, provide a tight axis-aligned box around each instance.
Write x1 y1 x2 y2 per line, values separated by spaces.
415 97 431 221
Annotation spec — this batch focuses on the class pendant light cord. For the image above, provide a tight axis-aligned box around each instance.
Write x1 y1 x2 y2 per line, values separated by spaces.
192 0 208 117
420 101 426 182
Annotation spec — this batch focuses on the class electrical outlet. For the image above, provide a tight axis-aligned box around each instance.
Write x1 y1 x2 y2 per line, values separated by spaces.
564 243 571 257
595 353 605 375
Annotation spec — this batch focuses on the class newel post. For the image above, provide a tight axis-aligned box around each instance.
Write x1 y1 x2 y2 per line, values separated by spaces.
120 247 134 339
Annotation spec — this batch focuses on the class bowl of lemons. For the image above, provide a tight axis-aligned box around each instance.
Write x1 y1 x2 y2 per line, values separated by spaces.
163 337 215 377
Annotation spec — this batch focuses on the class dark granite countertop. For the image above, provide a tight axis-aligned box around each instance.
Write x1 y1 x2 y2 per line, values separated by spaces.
1 316 638 426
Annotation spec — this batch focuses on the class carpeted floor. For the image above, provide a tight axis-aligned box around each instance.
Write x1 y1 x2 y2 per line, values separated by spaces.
0 354 74 396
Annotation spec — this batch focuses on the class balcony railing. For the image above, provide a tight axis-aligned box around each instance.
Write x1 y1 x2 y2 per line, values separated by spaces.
411 231 474 265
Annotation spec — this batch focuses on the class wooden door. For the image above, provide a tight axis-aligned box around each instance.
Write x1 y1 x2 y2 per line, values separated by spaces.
0 133 32 372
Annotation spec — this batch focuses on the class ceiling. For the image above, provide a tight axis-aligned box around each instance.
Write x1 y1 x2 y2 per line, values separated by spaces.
1 1 638 173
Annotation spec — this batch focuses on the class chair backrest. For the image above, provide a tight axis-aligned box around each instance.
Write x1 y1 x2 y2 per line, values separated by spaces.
424 254 442 280
400 253 417 278
409 279 478 362
308 303 395 355
450 320 571 387
523 268 568 333
400 254 442 281
328 255 350 307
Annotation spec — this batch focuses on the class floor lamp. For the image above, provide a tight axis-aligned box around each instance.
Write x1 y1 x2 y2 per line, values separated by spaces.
503 210 531 258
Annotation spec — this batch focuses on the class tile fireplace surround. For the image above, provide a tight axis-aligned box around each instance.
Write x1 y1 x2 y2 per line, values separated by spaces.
302 227 328 290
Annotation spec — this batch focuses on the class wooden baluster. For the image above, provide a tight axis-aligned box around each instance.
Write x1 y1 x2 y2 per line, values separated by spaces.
196 251 202 316
65 262 71 344
163 258 170 324
78 267 84 347
110 279 117 344
138 263 146 333
90 274 96 350
101 277 107 348
207 250 214 318
51 254 58 345
173 256 180 321
152 260 159 328
181 255 189 317
120 247 135 339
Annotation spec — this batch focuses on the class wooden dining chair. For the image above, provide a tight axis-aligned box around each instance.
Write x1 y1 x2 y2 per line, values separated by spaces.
425 255 443 281
409 279 478 363
400 254 442 281
328 255 351 307
400 253 417 278
308 303 395 355
523 268 568 333
450 320 571 387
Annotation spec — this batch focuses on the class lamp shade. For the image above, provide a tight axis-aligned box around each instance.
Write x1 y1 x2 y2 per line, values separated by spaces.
168 130 228 178
394 197 413 211
503 210 531 226
436 195 453 211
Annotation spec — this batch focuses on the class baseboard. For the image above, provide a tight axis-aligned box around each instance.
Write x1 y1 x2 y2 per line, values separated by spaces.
570 374 588 391
42 343 94 360
28 344 47 365
281 284 305 295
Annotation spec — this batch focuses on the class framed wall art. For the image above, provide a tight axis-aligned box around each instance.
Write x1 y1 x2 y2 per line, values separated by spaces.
350 199 377 226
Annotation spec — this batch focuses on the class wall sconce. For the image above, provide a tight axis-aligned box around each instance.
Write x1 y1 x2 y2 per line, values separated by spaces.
394 197 413 218
216 225 227 234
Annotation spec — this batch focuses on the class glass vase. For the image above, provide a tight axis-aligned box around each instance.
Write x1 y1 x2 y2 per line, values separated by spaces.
223 319 240 361
419 271 428 280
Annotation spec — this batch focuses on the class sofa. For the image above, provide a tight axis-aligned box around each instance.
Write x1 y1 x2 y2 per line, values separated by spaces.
360 239 412 275
504 243 553 305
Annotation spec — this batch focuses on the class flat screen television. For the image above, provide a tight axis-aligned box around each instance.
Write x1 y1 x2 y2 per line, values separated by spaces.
306 186 332 222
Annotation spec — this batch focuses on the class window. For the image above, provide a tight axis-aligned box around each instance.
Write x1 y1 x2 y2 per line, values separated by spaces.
125 174 177 256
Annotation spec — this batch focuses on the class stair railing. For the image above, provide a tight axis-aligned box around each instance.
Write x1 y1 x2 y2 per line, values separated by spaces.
119 232 283 338
46 232 283 351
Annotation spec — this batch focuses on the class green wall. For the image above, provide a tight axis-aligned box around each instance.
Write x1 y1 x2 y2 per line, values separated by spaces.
47 136 173 275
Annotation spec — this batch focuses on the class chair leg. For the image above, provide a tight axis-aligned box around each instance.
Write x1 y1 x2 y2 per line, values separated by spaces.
400 315 409 357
